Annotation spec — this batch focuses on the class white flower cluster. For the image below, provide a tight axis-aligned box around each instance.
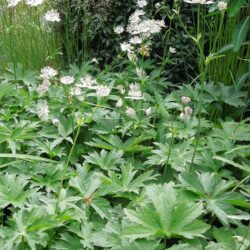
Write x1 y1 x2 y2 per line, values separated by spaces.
26 0 43 7
37 100 49 121
7 0 21 7
183 0 213 4
137 0 148 8
96 85 112 97
218 1 227 11
37 79 51 96
60 76 75 85
40 66 57 79
78 75 97 89
180 96 193 120
43 10 61 23
114 26 124 35
126 83 143 100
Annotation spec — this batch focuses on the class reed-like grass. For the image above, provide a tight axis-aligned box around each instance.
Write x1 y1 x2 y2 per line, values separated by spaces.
0 1 61 73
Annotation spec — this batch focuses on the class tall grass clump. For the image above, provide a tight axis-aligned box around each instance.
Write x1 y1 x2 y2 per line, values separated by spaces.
0 0 61 73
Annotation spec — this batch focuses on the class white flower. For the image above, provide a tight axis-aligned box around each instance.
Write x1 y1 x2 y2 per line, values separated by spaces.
43 10 61 22
40 66 57 79
52 118 60 126
117 85 126 94
121 42 133 53
137 0 148 8
37 79 51 96
183 0 214 4
155 3 161 8
126 83 143 100
26 0 43 7
184 106 193 116
181 96 191 104
78 75 97 89
116 98 123 108
96 85 112 97
7 0 21 7
136 67 146 79
218 1 227 10
60 76 75 85
70 87 82 97
169 47 177 54
114 25 124 34
179 112 186 121
145 107 152 116
91 58 98 64
126 107 136 117
37 100 49 121
130 36 142 44
127 52 138 62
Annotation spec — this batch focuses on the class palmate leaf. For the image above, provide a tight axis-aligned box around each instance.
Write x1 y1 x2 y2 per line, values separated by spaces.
0 174 36 208
99 164 156 197
179 172 250 226
84 149 125 170
69 168 111 219
123 183 209 240
0 207 58 250
86 134 152 153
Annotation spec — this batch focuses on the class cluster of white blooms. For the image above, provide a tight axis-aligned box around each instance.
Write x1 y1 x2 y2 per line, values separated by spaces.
145 107 152 116
183 0 214 4
7 0 21 7
43 10 61 23
114 26 124 35
96 85 112 97
40 66 57 79
37 100 49 121
52 118 60 126
121 42 133 53
78 75 97 89
70 87 82 97
26 0 43 7
181 96 191 104
218 1 227 11
37 79 51 96
137 0 148 8
126 83 143 100
116 98 123 108
127 17 165 38
180 106 193 120
169 47 177 54
130 36 142 45
60 76 75 85
126 107 136 117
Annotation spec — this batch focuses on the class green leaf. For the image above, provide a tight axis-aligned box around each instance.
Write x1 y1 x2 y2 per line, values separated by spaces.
123 183 209 240
232 17 249 52
229 0 246 17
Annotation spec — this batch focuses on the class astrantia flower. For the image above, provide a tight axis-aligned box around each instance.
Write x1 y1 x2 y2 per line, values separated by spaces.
37 100 49 121
218 1 227 10
78 75 97 89
121 42 133 53
70 87 82 97
96 85 112 97
130 36 142 44
183 0 214 4
184 106 193 116
126 83 143 100
114 26 124 34
52 118 60 126
169 47 177 54
60 76 75 85
116 98 123 108
40 66 57 79
126 107 136 117
7 0 21 7
37 79 51 96
145 107 152 116
181 96 191 104
137 0 148 8
43 10 61 22
26 0 43 7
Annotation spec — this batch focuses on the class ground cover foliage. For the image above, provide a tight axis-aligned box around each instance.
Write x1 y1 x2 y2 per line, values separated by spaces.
0 0 250 249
